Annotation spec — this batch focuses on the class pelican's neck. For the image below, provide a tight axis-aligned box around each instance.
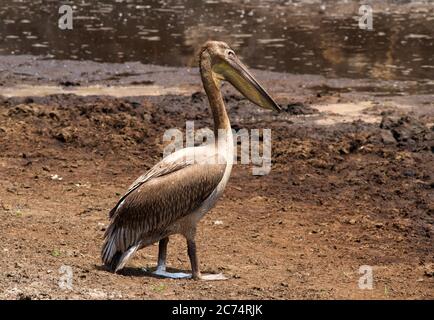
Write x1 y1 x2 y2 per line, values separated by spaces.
200 54 233 166
200 58 231 137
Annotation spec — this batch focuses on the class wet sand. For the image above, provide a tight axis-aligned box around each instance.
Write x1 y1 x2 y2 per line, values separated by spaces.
0 56 433 299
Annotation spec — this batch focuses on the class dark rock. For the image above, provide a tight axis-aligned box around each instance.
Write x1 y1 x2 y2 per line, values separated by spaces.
380 129 396 144
424 263 434 277
191 91 206 103
53 128 75 143
59 80 80 87
380 115 430 151
403 169 416 177
129 80 154 85
223 94 245 105
281 103 318 115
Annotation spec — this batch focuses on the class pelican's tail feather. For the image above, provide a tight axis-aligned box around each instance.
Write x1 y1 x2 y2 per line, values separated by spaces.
101 224 140 272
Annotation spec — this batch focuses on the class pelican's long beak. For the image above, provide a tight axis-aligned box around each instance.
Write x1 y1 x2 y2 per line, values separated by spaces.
214 55 281 112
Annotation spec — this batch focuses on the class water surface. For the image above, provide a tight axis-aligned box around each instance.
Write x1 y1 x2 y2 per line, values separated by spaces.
0 0 433 82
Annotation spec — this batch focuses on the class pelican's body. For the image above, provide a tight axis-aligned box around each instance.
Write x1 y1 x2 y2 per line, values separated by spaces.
101 41 280 280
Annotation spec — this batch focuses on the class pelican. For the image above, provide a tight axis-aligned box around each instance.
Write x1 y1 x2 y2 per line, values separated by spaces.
101 41 280 280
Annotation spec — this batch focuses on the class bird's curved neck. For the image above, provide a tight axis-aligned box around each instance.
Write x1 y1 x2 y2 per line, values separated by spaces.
200 58 231 137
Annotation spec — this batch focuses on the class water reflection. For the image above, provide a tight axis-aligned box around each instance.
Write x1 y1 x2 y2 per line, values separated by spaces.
0 0 433 81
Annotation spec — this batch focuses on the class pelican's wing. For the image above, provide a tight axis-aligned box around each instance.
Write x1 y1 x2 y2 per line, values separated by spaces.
110 161 225 228
109 146 219 219
109 158 191 219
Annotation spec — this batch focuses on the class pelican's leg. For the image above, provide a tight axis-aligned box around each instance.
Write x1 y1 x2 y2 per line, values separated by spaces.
187 238 201 280
155 237 169 272
150 237 191 279
187 237 227 281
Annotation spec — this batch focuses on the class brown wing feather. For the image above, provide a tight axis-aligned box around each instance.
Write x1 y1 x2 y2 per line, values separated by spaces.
109 159 191 218
111 163 225 234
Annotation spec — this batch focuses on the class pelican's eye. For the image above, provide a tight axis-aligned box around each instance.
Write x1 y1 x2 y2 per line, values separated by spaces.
227 50 235 58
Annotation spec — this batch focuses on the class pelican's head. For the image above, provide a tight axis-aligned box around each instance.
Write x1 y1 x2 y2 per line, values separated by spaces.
200 41 281 112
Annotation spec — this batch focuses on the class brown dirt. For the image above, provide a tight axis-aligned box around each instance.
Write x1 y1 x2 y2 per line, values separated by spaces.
0 91 433 300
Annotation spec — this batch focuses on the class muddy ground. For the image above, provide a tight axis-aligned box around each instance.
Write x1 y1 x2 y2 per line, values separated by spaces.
0 59 433 299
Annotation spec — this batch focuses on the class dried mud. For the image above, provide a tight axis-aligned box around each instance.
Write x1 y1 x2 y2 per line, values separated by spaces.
0 85 433 299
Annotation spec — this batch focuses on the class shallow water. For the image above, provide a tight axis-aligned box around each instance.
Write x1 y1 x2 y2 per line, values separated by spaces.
0 0 433 82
